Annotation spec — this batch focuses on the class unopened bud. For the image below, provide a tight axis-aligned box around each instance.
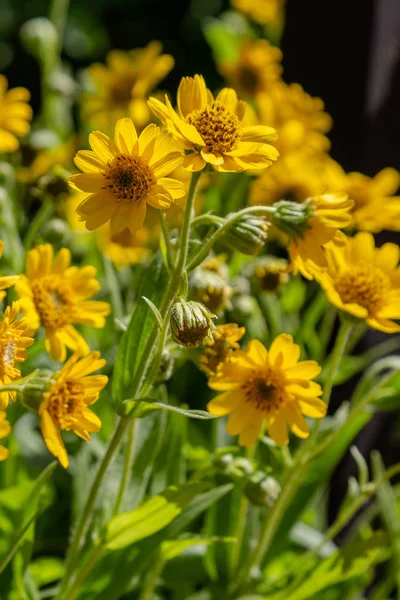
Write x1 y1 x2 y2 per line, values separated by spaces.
272 200 314 238
191 270 232 315
20 18 58 60
224 214 269 255
170 300 216 348
16 370 53 413
244 472 281 507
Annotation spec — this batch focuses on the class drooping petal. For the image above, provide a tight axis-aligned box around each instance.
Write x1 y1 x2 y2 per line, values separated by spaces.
40 410 69 468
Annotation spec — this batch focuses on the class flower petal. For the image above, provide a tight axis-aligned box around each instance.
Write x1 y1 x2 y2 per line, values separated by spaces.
40 410 69 468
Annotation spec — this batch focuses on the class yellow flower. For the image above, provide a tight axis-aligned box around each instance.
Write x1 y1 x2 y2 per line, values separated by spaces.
69 118 185 233
19 138 76 184
0 75 32 153
0 302 34 408
148 75 278 172
249 256 289 293
219 40 282 98
200 323 245 376
231 0 284 24
16 244 111 362
0 240 19 302
289 193 354 279
338 168 400 233
0 411 11 461
316 232 400 333
39 351 108 468
208 334 325 446
81 42 174 131
96 225 151 268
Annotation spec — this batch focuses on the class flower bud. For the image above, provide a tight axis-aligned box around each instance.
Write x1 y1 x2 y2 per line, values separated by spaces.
244 472 281 507
224 214 269 255
272 199 314 238
20 18 59 60
16 370 53 413
191 270 232 315
170 300 216 348
248 256 289 294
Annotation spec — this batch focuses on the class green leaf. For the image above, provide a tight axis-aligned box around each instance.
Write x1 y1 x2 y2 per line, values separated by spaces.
203 18 243 63
161 536 235 561
104 482 210 550
28 557 65 588
112 254 169 407
141 296 163 329
124 397 218 420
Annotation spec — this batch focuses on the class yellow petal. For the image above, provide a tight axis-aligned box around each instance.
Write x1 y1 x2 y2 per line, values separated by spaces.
267 414 289 445
74 150 104 173
285 360 321 381
40 410 69 468
298 397 327 418
207 390 244 416
269 334 300 369
241 125 278 143
245 339 268 367
69 173 104 193
114 118 138 154
89 131 118 163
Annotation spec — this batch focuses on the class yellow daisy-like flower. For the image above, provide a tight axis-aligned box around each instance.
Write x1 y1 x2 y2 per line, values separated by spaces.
208 334 325 446
0 302 35 409
200 323 246 376
316 232 400 333
0 240 19 302
82 42 174 131
219 40 282 99
15 244 111 362
39 351 108 468
289 193 354 279
231 0 284 24
148 75 278 172
0 75 32 153
96 225 151 268
69 118 185 233
338 168 400 233
0 411 11 461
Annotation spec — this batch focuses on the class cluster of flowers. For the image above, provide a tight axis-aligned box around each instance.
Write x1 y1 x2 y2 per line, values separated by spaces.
0 0 399 466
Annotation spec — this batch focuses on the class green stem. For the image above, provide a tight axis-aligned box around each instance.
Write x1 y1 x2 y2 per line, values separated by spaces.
323 320 353 406
62 543 104 600
138 553 165 600
159 210 173 270
49 0 70 43
176 171 201 272
103 256 124 322
23 199 54 250
112 419 137 515
258 293 281 342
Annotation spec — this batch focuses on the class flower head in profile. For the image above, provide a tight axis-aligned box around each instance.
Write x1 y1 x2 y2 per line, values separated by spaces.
316 232 400 333
288 193 354 279
219 40 282 98
200 323 245 376
69 118 185 233
0 302 34 408
39 351 108 468
0 75 32 152
338 168 400 233
231 0 284 24
148 75 278 172
0 411 11 461
16 244 110 362
208 334 325 446
82 42 174 131
0 241 19 302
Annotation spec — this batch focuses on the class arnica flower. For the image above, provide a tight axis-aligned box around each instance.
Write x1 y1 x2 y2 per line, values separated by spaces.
200 323 245 376
148 75 278 172
16 244 110 362
316 232 400 333
289 193 354 280
69 118 185 233
208 334 326 446
81 42 174 131
0 302 35 408
0 411 11 461
39 351 108 468
191 269 233 315
338 168 400 233
231 0 284 24
0 75 33 153
0 240 20 302
219 40 282 99
96 225 151 269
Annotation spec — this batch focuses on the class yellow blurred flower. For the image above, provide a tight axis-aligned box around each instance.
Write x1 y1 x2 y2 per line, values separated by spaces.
249 256 289 293
219 40 282 98
16 244 110 362
0 75 32 153
69 118 185 233
148 75 278 172
231 0 284 24
0 302 34 409
0 411 11 461
82 42 174 131
96 225 151 268
200 323 245 376
0 241 19 302
317 232 400 333
208 334 325 446
39 351 108 468
19 138 76 184
290 193 354 279
338 167 400 233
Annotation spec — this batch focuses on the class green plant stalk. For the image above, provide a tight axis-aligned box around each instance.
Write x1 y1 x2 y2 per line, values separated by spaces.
159 210 174 270
112 419 137 515
59 170 202 594
103 256 124 322
258 293 281 341
323 320 353 405
23 198 54 250
138 553 166 600
0 504 43 574
49 0 70 42
63 543 104 600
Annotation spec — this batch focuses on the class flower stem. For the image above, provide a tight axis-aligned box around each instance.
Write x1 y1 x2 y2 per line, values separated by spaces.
175 171 201 272
138 553 165 600
323 320 353 406
158 210 173 270
23 198 54 250
112 418 137 515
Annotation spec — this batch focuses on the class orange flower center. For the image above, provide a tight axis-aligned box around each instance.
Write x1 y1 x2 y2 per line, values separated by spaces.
31 275 74 331
103 154 154 203
335 264 390 313
242 369 285 412
186 101 241 154
44 381 85 430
